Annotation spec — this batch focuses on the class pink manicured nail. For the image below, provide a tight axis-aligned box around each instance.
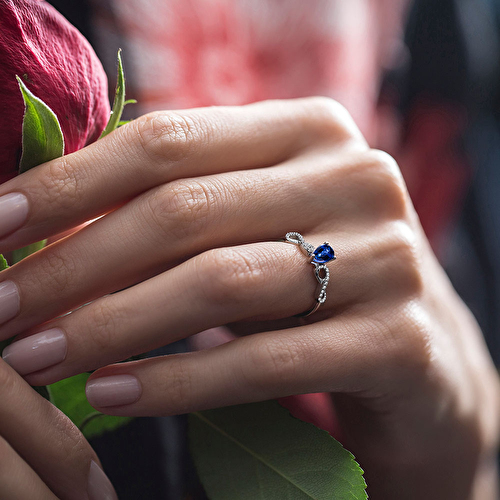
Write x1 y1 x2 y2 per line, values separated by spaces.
0 281 20 325
0 193 29 238
2 328 67 375
86 375 142 408
88 460 118 500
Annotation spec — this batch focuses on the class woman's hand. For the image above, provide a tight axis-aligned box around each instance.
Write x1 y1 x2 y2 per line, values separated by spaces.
0 358 116 500
0 97 498 498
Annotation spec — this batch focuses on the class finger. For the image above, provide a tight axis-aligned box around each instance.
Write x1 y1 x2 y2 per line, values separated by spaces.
0 97 365 252
0 436 58 500
82 305 422 417
8 241 319 385
0 360 116 500
5 222 419 386
0 147 398 340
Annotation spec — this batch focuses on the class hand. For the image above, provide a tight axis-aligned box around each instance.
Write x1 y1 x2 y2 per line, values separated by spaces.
0 98 498 498
0 358 116 499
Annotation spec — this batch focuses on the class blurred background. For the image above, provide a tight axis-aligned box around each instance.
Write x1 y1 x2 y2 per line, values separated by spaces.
45 0 500 498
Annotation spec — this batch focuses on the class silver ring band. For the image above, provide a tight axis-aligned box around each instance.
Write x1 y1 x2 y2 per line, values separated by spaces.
285 232 336 317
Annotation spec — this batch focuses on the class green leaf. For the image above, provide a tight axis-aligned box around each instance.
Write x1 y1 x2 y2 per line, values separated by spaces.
17 77 65 174
189 401 367 500
49 372 132 439
0 254 8 271
15 79 62 265
100 50 128 138
11 239 47 264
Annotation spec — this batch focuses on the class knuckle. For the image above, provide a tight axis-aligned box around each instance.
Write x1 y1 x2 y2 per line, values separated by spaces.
162 358 193 414
29 250 78 297
39 157 82 211
87 300 120 351
385 221 424 296
308 96 349 122
304 96 360 142
368 304 432 381
133 111 207 163
197 247 267 306
369 150 405 185
145 179 214 241
392 305 433 375
245 338 306 393
360 150 409 218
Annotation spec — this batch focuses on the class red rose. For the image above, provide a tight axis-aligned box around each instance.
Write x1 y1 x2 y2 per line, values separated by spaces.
0 0 110 183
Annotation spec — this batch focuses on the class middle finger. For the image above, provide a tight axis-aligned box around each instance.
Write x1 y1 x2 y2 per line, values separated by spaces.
0 98 364 253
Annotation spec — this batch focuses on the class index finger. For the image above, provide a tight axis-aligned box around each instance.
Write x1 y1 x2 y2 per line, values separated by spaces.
0 97 364 253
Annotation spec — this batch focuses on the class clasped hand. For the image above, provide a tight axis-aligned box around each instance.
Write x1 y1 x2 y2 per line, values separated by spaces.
0 98 498 499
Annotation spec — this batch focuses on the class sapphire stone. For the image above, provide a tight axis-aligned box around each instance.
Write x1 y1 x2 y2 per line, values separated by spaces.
312 244 336 264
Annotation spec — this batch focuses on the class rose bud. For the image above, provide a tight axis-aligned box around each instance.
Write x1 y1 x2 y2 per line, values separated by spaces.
0 0 110 183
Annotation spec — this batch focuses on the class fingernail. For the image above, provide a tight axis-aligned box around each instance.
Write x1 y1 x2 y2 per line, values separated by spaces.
2 328 67 375
0 281 20 325
86 375 142 408
88 460 117 500
0 193 29 238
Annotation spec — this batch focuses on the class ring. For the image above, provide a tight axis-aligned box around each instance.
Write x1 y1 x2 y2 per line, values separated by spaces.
285 232 336 317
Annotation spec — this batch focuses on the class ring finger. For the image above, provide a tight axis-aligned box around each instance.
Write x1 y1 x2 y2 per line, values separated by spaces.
0 148 388 341
3 222 411 387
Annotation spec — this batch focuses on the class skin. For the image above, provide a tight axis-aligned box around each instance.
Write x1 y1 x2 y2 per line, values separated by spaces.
0 97 498 498
0 358 105 499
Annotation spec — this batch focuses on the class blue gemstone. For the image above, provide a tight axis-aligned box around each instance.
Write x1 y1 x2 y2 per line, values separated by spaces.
312 244 336 263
